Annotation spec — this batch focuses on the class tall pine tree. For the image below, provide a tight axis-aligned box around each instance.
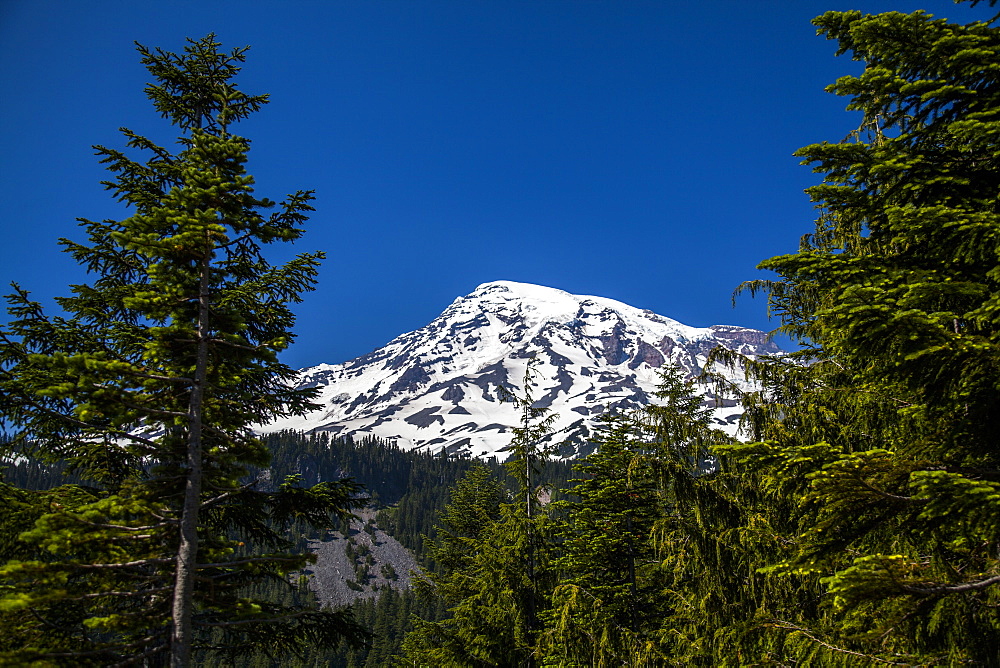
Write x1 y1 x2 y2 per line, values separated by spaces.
539 414 662 667
401 356 559 666
0 35 364 666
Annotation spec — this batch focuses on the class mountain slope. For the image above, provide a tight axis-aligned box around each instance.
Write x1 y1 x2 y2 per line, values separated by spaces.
263 281 778 459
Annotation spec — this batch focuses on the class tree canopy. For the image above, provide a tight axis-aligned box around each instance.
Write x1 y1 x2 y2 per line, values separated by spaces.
722 2 1000 663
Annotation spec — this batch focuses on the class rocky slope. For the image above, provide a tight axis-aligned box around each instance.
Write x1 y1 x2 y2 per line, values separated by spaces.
304 510 420 608
263 281 779 459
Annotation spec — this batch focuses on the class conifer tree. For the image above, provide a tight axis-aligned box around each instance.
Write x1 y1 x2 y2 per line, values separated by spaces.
0 35 364 666
539 415 662 667
422 464 506 576
400 465 512 664
723 2 1000 663
639 361 823 664
401 358 558 666
498 353 557 646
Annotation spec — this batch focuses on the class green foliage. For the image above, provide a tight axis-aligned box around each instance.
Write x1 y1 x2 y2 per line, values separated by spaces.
498 355 559 506
403 367 736 667
716 2 1000 664
0 36 365 665
424 465 506 575
538 415 663 667
401 465 533 666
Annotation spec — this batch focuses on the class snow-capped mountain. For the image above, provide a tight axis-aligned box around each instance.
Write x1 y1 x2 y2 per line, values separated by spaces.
262 281 779 459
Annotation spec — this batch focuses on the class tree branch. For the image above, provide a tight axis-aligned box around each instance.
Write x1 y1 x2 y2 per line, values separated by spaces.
200 480 259 510
69 586 173 601
62 516 176 531
124 370 194 385
4 392 161 454
768 621 911 666
196 556 306 569
195 610 312 627
902 573 1000 596
73 557 176 570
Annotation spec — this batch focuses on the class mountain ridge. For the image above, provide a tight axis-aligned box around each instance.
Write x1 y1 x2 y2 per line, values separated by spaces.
263 281 779 459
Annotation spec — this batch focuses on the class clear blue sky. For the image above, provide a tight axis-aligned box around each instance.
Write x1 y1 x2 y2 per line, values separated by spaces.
0 1 987 369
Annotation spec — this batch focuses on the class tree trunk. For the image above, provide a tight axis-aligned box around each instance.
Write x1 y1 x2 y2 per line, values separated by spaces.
626 511 637 632
171 253 211 667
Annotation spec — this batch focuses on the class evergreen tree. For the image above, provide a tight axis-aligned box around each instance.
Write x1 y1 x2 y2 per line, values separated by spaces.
722 2 1000 663
539 415 662 667
401 359 561 666
537 366 743 666
422 464 506 576
0 35 364 666
498 353 558 650
644 362 818 664
399 465 521 665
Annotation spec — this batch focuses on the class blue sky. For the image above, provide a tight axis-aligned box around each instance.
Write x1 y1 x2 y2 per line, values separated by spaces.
0 1 986 369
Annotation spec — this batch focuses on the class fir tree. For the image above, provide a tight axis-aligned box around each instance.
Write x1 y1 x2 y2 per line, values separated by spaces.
498 353 558 649
399 465 520 665
401 359 560 666
722 2 1000 663
539 415 662 667
0 35 364 666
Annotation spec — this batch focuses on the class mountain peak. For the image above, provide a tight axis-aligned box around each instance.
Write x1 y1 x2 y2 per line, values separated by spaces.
472 280 575 302
263 283 779 459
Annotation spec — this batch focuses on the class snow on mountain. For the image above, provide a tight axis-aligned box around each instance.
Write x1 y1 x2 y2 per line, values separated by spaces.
262 281 779 459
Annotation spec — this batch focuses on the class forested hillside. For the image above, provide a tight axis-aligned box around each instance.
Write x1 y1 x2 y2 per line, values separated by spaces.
245 432 577 667
1 430 577 666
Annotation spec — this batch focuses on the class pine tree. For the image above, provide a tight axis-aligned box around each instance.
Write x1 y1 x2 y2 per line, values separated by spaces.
422 464 506 576
539 415 662 667
401 359 560 666
0 35 365 666
723 2 1000 663
643 361 820 664
399 465 519 665
498 353 558 650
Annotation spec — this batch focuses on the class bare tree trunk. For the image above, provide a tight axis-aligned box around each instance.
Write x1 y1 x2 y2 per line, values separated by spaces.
523 400 538 665
626 512 637 632
171 253 211 667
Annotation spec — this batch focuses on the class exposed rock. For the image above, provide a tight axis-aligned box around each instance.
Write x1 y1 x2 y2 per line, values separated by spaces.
629 341 665 370
305 510 421 609
261 281 779 458
404 406 445 428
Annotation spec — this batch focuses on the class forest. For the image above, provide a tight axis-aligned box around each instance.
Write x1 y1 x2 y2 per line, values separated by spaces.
2 1 1000 665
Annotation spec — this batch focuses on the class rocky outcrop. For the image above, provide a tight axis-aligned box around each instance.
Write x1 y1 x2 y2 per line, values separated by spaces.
305 510 420 608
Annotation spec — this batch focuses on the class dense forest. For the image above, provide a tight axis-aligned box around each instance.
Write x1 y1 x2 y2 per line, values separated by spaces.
0 428 574 667
3 1 1000 665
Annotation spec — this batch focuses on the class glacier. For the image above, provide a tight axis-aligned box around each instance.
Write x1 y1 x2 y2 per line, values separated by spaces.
262 281 779 459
